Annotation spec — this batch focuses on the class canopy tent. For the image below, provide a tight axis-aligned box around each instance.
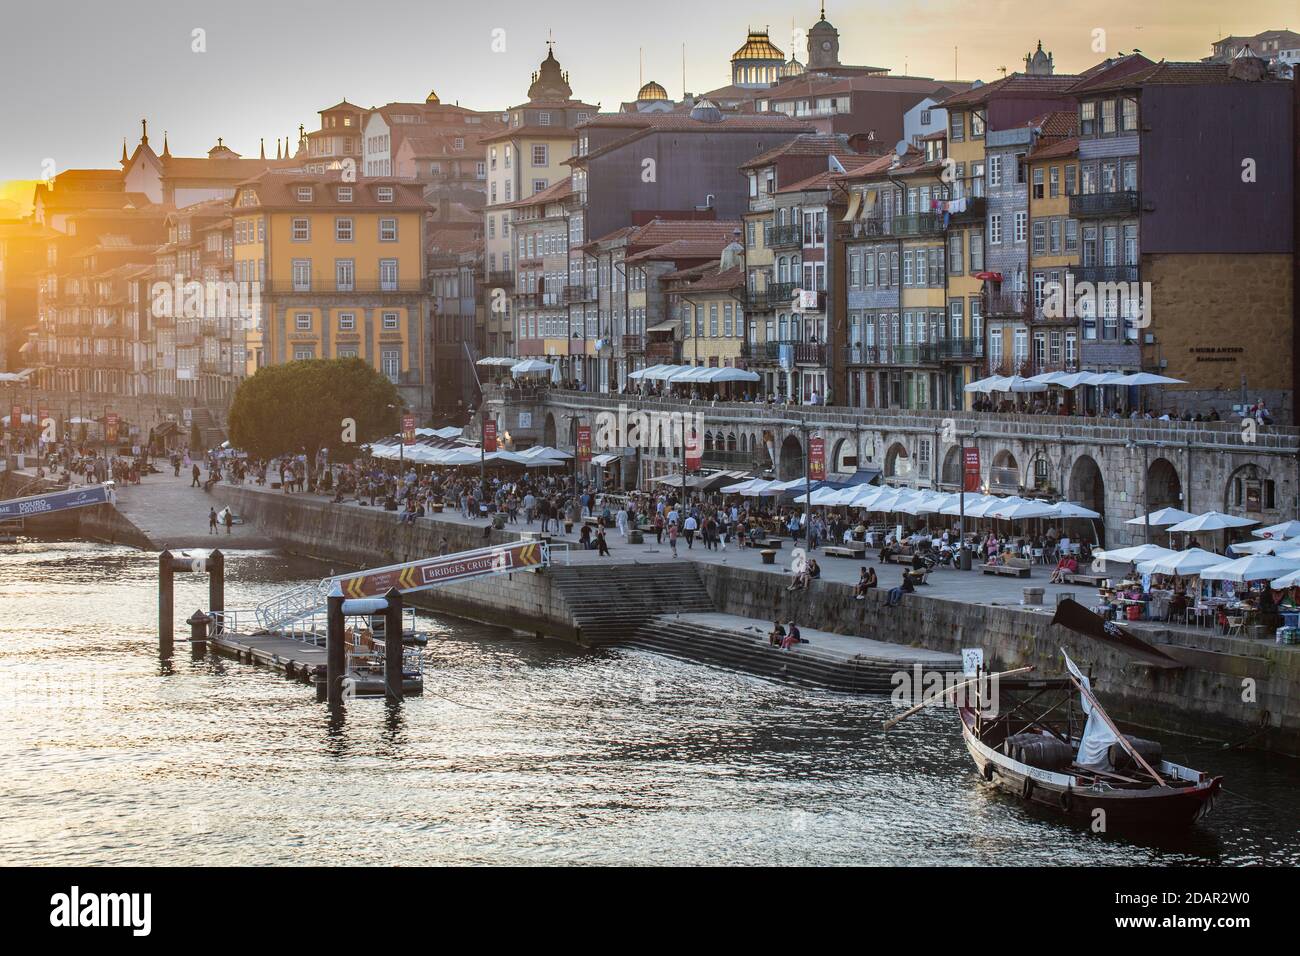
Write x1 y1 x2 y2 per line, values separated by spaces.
1200 553 1300 583
1136 548 1229 577
963 375 1048 394
475 356 518 366
665 365 760 384
1126 507 1196 527
1251 520 1300 541
627 364 678 381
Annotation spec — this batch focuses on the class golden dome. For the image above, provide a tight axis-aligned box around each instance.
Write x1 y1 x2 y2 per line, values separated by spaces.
426 89 440 104
637 80 668 101
732 29 785 62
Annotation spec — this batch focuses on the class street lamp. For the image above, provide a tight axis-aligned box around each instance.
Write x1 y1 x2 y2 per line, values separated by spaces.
1128 438 1152 544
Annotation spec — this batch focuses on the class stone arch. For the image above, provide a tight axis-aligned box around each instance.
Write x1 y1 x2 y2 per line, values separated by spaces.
726 431 737 452
543 412 557 447
830 436 856 474
884 441 911 481
990 449 1020 494
1068 454 1105 520
1147 457 1182 511
1223 462 1276 516
778 433 804 480
1027 451 1056 493
941 445 962 487
703 430 715 451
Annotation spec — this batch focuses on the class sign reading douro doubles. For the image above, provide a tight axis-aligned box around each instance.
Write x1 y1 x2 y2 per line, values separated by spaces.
0 485 111 520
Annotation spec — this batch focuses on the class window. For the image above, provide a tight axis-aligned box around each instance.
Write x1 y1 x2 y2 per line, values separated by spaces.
338 312 355 331
1032 167 1044 199
1100 100 1116 135
335 259 354 291
1014 211 1027 244
1080 101 1096 137
533 179 547 194
531 144 548 166
989 214 1002 245
382 311 399 331
1049 218 1061 255
294 347 315 360
295 312 312 331
1065 164 1077 196
338 347 358 359
376 186 394 202
1121 96 1138 132
987 155 1002 188
381 348 401 383
970 110 985 138
1049 166 1060 198
379 218 397 241
950 112 964 142
1065 219 1079 253
335 217 353 241
337 186 353 202
292 259 311 291
1032 219 1047 255
379 259 398 291
969 231 983 272
296 186 313 202
291 218 310 241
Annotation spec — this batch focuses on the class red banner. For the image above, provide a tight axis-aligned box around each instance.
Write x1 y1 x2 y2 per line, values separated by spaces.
105 412 119 444
808 436 826 482
576 424 591 464
685 425 702 470
963 446 981 492
483 420 497 453
10 405 20 429
402 414 416 445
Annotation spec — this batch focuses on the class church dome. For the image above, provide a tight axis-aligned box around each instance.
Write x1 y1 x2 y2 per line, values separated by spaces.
637 80 669 101
426 89 440 104
528 47 573 101
731 29 785 62
689 99 723 123
780 56 805 77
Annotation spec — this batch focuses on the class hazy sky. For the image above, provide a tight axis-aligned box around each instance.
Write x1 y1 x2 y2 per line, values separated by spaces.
0 0 1293 182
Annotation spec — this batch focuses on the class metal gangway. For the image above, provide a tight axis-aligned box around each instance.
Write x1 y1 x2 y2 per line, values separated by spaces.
252 538 552 635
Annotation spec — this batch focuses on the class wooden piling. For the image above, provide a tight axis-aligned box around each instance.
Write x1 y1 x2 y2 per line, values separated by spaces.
158 549 174 656
383 587 404 703
326 584 346 709
187 609 210 657
208 549 224 634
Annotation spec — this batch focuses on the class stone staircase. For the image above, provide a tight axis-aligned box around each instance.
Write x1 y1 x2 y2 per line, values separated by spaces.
548 563 715 646
624 617 928 693
190 405 227 450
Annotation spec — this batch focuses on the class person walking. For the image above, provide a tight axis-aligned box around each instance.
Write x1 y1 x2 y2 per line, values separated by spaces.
595 527 611 557
683 513 698 549
223 508 233 535
191 463 202 488
667 521 679 557
208 507 218 535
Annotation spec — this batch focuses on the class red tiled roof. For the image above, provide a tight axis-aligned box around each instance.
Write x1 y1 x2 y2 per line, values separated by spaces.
940 73 1081 109
740 133 855 169
1071 59 1283 93
234 171 428 210
778 154 879 193
625 219 743 251
625 238 736 264
500 176 574 209
1028 136 1079 161
578 112 814 131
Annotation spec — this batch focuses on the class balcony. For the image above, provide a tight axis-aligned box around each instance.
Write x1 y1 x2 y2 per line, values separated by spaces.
1069 190 1140 218
645 340 681 363
1068 264 1140 285
983 289 1029 318
564 284 597 303
948 196 986 223
746 281 797 311
761 340 827 365
621 334 643 353
484 270 514 288
855 211 945 239
769 224 802 248
263 279 428 294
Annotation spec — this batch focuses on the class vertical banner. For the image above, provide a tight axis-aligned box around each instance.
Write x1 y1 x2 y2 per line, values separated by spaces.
402 414 416 446
105 412 119 444
10 405 20 429
685 425 702 470
963 446 981 492
808 436 826 482
576 424 591 465
483 419 497 453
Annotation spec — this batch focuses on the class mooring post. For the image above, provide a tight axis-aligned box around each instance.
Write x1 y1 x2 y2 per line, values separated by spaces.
158 549 174 656
208 549 225 634
326 582 346 709
187 609 210 657
383 587 404 703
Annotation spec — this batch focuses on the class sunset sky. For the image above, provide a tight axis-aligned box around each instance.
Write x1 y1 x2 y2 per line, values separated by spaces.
0 0 1294 182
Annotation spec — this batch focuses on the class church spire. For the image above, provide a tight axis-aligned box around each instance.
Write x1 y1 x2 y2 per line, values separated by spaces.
260 137 266 160
161 131 171 158
120 138 128 165
140 118 149 146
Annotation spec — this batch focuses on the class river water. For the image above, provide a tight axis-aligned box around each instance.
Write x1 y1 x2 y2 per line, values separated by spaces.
1 540 1296 866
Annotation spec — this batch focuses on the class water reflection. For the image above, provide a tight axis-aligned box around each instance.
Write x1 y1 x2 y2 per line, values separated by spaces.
0 539 1296 866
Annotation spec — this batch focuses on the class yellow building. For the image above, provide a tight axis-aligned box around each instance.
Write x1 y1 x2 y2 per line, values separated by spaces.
1027 135 1080 374
938 92 989 407
231 172 431 414
670 251 748 378
895 154 950 408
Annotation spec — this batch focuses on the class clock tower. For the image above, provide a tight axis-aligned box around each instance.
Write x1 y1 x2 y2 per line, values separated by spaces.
807 4 840 70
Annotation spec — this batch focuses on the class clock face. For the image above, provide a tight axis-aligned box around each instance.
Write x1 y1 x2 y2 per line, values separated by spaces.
822 40 833 51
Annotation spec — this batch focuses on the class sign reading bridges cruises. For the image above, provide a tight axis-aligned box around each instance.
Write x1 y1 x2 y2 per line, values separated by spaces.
0 485 112 520
330 540 547 598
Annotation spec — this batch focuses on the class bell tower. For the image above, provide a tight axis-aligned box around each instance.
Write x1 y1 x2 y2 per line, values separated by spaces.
807 4 840 70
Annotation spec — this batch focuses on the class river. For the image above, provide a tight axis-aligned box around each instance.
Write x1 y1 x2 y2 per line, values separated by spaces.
1 540 1296 866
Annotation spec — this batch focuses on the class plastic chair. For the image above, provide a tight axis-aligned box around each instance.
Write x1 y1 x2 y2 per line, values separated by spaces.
1225 615 1244 637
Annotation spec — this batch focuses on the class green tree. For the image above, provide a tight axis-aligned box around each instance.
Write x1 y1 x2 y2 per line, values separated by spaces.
228 358 402 467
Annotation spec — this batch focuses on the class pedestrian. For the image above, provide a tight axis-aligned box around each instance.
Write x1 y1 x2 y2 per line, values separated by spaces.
208 507 218 535
223 508 233 535
684 513 697 549
596 527 611 557
191 463 201 488
668 521 679 557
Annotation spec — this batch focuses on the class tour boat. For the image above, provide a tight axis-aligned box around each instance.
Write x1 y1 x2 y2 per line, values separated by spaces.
958 671 1222 827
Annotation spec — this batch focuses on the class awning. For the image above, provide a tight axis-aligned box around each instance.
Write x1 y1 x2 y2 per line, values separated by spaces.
842 192 862 222
646 321 677 333
591 453 620 467
973 271 1003 282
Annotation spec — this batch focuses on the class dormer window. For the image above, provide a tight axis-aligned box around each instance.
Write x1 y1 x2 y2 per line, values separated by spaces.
296 186 313 202
337 186 353 202
377 186 394 202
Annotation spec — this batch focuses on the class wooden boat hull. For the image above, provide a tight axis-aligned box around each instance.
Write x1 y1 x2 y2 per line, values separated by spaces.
960 707 1222 827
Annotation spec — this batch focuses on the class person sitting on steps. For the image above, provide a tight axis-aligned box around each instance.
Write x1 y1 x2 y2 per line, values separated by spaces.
855 566 878 599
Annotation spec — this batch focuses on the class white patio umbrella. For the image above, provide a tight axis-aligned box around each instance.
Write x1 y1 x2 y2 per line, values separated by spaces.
938 492 996 516
988 499 1058 521
1126 507 1196 527
1269 568 1300 589
1166 512 1259 534
1093 544 1179 566
1051 501 1101 519
1136 548 1229 577
963 375 1006 394
1251 520 1300 540
1200 553 1300 583
511 359 557 376
1227 539 1286 556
